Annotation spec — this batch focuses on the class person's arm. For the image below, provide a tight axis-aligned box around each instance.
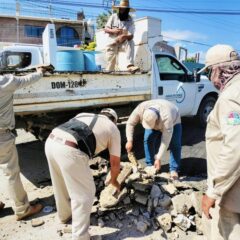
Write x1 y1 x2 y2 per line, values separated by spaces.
203 98 240 219
108 125 121 191
109 154 121 191
11 67 44 90
125 107 140 152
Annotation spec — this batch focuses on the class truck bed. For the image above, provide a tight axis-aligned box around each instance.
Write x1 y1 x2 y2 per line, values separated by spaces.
13 71 151 116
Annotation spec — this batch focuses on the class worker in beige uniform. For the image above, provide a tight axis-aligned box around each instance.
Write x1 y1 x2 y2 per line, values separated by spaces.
104 0 139 73
45 108 121 240
126 99 182 179
0 67 47 220
198 44 240 240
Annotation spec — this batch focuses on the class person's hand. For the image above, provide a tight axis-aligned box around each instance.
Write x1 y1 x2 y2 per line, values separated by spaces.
36 67 46 74
113 28 123 35
202 194 216 219
125 141 133 153
116 35 127 44
154 159 161 171
110 179 121 193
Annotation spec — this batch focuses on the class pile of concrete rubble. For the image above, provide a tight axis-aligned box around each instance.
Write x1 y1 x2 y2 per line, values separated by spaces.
89 155 206 238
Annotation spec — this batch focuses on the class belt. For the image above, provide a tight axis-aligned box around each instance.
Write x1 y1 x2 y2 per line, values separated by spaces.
0 129 11 134
49 133 78 149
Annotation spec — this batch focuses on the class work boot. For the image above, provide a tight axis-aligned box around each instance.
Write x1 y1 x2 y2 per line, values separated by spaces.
16 203 43 221
127 65 140 74
0 201 5 210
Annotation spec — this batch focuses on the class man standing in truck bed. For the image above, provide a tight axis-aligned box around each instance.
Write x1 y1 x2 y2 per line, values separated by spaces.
104 0 139 73
0 67 46 220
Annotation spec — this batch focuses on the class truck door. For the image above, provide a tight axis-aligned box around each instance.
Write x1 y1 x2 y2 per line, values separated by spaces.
152 54 198 116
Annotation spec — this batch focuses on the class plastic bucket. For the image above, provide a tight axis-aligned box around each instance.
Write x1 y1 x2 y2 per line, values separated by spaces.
83 51 98 71
56 50 84 71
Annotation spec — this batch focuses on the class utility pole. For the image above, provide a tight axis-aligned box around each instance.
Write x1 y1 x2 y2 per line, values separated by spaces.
16 0 20 43
49 0 52 18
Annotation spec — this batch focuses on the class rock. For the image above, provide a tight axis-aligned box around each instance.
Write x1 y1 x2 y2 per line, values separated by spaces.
155 207 166 215
99 186 128 208
91 236 102 240
109 212 116 221
132 180 152 192
153 197 159 208
143 211 150 219
156 213 172 232
150 184 164 199
116 222 123 228
195 215 204 235
135 192 149 205
63 226 72 233
99 164 132 208
123 197 131 205
128 152 138 166
162 183 178 195
144 166 157 176
147 198 153 213
126 172 141 183
136 221 148 233
158 194 172 208
173 214 192 231
31 219 45 227
171 194 193 215
190 192 203 216
98 218 105 228
158 172 171 180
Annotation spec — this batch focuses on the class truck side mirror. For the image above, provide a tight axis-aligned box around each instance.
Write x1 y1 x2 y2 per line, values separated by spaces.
193 69 200 82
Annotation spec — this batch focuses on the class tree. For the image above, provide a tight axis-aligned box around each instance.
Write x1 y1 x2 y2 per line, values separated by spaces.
185 57 196 63
96 11 112 29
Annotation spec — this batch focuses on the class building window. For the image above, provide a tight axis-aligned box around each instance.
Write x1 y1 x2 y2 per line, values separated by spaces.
56 26 80 47
24 25 45 38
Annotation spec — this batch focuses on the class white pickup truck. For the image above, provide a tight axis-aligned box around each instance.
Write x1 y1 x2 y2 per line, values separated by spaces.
0 17 218 139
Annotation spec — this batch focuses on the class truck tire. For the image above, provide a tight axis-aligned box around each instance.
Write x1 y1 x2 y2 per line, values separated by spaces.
197 96 216 128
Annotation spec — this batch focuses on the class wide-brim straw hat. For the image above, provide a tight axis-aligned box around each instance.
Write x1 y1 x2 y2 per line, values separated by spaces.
112 0 136 12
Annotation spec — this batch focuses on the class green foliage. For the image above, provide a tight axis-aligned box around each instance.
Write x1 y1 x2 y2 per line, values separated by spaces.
185 57 196 63
79 41 96 51
96 11 112 29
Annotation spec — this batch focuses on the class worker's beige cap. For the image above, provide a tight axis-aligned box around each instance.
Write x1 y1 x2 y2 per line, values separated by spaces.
198 44 240 74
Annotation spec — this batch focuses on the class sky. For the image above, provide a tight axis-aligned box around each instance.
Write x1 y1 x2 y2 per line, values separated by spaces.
1 0 240 63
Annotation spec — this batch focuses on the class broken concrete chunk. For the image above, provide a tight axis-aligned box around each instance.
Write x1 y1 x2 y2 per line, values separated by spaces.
132 180 152 192
136 221 148 233
150 184 163 199
99 186 128 208
190 191 203 216
98 218 105 228
31 219 45 227
144 166 157 176
155 213 172 232
123 196 131 205
126 172 141 183
134 192 149 205
171 194 193 215
173 214 192 231
195 215 204 235
158 194 172 208
162 183 178 195
128 152 138 166
153 197 159 208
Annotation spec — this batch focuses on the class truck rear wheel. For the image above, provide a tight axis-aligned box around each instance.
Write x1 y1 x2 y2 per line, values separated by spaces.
197 96 216 128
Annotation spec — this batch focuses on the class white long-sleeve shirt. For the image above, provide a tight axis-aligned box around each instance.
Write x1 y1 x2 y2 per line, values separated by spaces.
0 72 43 130
126 99 181 160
